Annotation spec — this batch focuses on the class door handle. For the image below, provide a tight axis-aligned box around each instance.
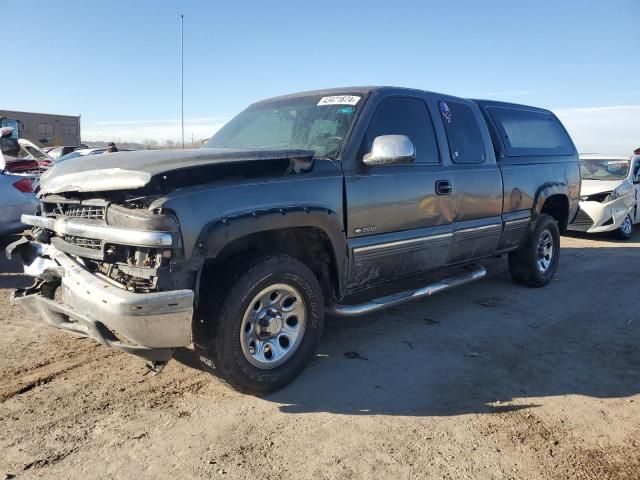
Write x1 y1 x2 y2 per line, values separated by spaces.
435 180 453 195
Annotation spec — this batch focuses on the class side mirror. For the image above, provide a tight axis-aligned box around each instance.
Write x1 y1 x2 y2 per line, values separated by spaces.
363 135 415 166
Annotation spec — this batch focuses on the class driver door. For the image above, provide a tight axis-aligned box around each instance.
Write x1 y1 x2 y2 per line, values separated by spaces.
344 95 456 290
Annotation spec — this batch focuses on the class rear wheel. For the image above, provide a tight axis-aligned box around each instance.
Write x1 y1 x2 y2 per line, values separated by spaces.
616 215 634 240
194 255 324 395
508 213 560 287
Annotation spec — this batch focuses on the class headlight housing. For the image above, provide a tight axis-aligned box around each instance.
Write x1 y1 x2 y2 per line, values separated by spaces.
580 187 628 203
580 191 613 203
607 189 620 202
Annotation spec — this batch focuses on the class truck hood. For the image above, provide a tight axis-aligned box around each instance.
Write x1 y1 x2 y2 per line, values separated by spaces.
39 147 315 195
580 179 626 196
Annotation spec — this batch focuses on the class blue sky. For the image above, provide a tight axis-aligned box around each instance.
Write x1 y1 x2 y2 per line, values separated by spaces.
4 0 640 152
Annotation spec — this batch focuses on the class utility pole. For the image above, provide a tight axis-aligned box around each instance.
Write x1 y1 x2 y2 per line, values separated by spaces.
180 14 185 149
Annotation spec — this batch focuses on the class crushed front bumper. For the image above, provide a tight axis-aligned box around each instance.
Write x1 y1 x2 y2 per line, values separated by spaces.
9 240 194 363
568 196 636 234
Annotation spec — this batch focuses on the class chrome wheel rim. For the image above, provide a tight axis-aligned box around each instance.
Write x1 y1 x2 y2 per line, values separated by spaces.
240 283 306 369
621 216 632 236
536 229 554 273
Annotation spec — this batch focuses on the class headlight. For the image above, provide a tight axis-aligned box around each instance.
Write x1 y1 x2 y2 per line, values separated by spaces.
106 204 179 232
609 183 632 202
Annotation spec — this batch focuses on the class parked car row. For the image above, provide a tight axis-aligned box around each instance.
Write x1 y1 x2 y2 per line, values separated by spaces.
1 127 111 174
1 128 53 174
0 128 133 237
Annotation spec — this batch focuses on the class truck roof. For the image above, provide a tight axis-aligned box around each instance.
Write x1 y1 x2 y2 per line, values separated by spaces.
252 86 377 105
254 86 449 103
252 87 553 115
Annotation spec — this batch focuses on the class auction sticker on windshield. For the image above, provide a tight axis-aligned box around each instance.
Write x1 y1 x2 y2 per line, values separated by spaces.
317 95 361 106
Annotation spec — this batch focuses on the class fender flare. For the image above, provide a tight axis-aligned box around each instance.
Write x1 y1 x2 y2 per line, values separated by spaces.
191 206 348 297
531 182 571 231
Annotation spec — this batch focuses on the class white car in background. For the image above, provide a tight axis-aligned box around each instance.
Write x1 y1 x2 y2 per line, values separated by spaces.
569 154 640 239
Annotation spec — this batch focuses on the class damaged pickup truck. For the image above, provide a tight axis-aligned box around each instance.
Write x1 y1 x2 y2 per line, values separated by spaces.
8 87 580 394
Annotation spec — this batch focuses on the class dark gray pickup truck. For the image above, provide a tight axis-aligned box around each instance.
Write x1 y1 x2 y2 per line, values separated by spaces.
8 87 580 394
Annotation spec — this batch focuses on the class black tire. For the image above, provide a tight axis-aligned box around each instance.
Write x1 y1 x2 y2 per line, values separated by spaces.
508 213 560 287
616 215 634 240
194 255 324 395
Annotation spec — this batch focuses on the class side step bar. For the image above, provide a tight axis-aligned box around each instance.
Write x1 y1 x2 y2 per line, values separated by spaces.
329 265 487 317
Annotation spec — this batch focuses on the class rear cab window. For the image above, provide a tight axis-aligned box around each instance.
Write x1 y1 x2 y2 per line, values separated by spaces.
486 106 575 157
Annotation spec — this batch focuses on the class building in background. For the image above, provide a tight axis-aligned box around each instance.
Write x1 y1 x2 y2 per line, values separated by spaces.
0 110 81 146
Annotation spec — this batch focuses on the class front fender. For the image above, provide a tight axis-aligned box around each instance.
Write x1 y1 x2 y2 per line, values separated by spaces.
194 207 348 296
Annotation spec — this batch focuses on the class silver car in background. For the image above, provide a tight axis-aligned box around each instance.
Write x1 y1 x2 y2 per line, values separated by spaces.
0 171 39 237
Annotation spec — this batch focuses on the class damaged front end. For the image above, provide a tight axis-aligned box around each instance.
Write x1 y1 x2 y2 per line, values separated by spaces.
8 147 317 371
569 182 636 233
8 192 196 371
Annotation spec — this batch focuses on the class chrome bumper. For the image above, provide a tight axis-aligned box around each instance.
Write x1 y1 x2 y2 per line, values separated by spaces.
20 214 174 247
11 242 193 363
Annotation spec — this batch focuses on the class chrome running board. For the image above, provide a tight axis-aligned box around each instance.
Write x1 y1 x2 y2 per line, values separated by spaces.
329 264 487 317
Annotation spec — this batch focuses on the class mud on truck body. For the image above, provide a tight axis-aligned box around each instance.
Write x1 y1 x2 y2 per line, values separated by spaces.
8 87 580 394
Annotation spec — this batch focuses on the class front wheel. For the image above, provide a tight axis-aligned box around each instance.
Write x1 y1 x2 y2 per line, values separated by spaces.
616 215 634 240
194 255 324 395
508 213 560 287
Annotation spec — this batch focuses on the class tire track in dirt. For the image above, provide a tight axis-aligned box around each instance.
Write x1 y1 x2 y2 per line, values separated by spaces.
0 347 116 402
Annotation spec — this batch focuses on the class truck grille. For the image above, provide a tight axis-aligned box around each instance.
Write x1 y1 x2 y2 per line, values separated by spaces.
64 236 102 250
63 205 106 220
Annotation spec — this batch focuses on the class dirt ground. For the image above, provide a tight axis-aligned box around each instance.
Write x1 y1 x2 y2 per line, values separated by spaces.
0 231 638 480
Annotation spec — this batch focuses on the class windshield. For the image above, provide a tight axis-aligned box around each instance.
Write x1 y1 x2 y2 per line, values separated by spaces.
580 159 630 181
203 94 363 159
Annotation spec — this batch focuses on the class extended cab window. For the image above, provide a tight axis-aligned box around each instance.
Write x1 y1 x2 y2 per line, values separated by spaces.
487 106 575 157
363 97 439 164
438 100 486 164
